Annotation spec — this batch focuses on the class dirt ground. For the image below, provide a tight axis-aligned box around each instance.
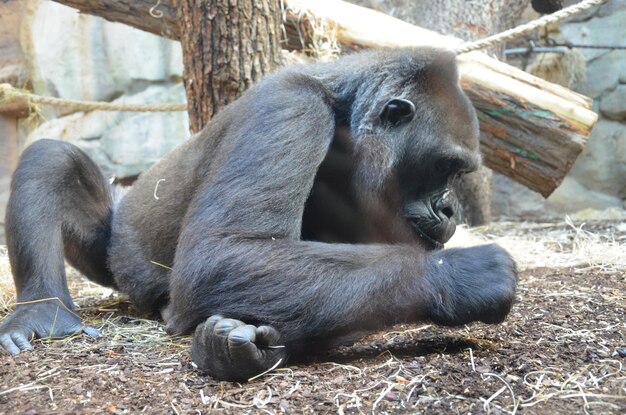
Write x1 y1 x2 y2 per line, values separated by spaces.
0 217 625 414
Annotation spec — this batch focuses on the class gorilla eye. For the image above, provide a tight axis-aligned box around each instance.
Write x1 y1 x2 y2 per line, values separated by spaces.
380 99 415 126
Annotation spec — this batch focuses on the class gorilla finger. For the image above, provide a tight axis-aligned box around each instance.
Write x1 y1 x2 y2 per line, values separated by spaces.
227 324 257 346
11 333 33 351
227 325 266 364
82 326 101 337
206 315 223 333
0 334 21 355
255 325 281 347
200 318 233 361
193 320 214 352
213 318 244 337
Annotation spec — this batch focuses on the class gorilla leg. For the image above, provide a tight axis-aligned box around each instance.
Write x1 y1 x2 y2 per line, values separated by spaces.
0 139 114 355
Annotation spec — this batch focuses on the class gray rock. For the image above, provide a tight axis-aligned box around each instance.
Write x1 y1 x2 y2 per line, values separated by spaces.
23 1 183 113
491 173 559 219
575 50 626 98
597 0 626 18
600 85 626 120
100 111 189 178
0 1 26 86
615 127 626 196
547 176 623 212
568 119 626 197
561 10 626 62
27 84 189 179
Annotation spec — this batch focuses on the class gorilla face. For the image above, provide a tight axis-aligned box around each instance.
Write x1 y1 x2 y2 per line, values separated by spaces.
301 105 478 249
301 49 480 249
376 89 479 250
376 74 480 249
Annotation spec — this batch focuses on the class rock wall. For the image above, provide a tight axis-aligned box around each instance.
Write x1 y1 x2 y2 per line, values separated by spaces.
0 0 27 243
20 0 189 178
554 1 626 209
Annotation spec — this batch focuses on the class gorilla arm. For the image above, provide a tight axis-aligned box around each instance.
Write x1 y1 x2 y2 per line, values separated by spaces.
168 236 516 353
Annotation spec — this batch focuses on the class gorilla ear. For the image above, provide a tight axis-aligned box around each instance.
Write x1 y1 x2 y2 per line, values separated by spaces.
380 99 416 126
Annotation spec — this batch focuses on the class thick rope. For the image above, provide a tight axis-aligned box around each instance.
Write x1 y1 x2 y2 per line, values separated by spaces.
455 0 608 54
0 83 187 112
0 0 609 112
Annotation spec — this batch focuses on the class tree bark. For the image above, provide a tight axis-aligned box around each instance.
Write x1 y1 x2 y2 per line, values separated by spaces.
178 0 282 133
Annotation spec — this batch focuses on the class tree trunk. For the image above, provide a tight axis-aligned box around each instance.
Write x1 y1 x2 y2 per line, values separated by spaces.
178 0 282 133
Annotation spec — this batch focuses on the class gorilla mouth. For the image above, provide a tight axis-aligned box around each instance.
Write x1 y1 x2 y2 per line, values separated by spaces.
409 222 445 251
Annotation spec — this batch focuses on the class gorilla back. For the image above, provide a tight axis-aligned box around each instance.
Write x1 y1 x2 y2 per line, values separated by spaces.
0 47 517 382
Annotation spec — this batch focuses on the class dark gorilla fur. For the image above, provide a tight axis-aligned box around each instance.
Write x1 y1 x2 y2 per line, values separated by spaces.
0 47 517 382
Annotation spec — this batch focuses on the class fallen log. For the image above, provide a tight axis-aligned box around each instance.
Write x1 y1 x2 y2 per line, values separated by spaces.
49 0 598 196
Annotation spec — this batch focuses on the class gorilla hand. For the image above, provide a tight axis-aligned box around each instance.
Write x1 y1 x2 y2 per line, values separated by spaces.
192 315 286 382
0 300 100 355
426 244 518 326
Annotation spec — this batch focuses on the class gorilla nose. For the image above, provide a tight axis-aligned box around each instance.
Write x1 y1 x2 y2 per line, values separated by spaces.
434 190 455 221
429 191 456 244
406 189 458 249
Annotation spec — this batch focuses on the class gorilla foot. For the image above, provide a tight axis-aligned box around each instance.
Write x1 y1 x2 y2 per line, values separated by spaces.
0 300 100 355
192 315 286 382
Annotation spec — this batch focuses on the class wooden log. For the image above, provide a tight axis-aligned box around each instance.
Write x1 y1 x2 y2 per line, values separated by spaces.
49 0 180 39
50 0 599 197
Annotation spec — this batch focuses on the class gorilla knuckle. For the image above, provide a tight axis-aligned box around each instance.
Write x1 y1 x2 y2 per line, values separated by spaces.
228 326 256 345
208 315 223 324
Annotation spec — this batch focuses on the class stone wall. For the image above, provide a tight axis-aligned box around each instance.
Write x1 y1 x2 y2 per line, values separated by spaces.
554 0 626 209
0 0 27 243
20 0 189 179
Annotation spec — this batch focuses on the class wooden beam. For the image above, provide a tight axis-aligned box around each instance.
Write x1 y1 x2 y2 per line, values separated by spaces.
50 0 180 39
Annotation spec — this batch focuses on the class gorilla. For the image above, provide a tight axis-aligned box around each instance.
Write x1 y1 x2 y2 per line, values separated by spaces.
0 47 517 382
531 0 564 14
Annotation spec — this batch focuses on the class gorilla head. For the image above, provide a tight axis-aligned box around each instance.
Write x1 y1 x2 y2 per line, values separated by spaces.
301 49 480 250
